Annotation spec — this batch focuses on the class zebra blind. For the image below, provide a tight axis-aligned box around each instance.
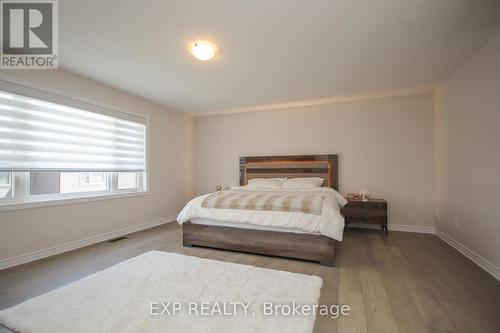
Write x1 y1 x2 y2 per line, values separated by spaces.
0 90 146 172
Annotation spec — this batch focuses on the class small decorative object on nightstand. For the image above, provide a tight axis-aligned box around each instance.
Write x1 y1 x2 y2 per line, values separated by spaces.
216 185 222 192
359 189 370 202
341 198 388 235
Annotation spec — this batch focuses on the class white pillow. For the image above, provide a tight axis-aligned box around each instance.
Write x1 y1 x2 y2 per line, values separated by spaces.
282 177 324 189
246 178 285 189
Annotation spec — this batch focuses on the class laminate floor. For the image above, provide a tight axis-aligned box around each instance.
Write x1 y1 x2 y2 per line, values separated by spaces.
0 223 498 333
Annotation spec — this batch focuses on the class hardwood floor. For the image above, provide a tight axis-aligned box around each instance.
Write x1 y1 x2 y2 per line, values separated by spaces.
0 223 499 333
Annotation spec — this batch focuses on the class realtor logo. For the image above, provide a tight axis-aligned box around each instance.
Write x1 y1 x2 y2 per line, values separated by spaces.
1 0 58 68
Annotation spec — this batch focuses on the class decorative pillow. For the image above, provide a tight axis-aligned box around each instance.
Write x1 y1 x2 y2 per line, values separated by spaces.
247 178 285 189
282 177 324 189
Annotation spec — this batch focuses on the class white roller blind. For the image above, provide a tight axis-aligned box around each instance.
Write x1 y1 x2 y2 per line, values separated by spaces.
0 90 146 172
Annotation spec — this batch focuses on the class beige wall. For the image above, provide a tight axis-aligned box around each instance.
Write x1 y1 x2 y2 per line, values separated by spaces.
0 70 192 261
435 33 500 269
194 93 435 228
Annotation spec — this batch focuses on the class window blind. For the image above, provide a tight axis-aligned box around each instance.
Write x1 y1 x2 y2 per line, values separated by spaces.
0 90 146 172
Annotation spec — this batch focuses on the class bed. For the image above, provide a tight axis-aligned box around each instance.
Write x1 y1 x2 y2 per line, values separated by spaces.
177 155 345 266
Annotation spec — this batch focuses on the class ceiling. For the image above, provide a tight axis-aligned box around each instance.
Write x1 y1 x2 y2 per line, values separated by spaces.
59 0 500 114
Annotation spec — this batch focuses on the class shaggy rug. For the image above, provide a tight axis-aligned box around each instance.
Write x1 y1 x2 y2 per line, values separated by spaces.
0 251 322 333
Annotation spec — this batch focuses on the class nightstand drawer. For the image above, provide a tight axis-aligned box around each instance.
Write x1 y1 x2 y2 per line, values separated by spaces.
344 216 365 224
364 205 387 219
341 205 364 218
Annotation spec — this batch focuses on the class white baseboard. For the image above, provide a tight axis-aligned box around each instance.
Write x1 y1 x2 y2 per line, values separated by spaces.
388 224 435 234
435 229 500 281
0 215 177 271
349 223 435 234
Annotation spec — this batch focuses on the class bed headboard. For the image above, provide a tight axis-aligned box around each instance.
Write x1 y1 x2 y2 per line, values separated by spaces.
239 154 339 190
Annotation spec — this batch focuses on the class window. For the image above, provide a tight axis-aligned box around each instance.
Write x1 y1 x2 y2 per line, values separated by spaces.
0 172 10 185
0 171 13 199
117 172 138 191
62 172 108 193
0 88 147 209
27 171 145 195
80 172 106 186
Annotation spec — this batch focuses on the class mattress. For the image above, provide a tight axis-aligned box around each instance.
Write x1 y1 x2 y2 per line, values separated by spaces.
190 218 320 235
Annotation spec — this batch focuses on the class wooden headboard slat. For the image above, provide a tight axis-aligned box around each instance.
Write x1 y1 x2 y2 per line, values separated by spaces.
240 154 338 190
246 172 329 178
245 161 329 169
247 168 329 174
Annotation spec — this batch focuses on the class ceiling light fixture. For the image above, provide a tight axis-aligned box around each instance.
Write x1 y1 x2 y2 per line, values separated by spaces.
190 41 217 61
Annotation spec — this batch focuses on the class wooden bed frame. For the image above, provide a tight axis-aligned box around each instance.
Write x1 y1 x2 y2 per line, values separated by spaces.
183 154 339 266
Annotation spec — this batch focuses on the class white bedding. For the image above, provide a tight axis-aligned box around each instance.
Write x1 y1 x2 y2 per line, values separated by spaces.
177 187 347 241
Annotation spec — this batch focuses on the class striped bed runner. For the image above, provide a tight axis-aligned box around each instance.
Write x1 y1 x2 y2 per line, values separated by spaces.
201 190 325 215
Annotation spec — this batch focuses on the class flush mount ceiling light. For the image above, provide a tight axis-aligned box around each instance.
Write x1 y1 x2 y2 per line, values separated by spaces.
189 41 217 61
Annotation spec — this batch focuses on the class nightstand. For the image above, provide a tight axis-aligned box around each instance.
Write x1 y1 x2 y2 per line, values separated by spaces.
341 198 388 235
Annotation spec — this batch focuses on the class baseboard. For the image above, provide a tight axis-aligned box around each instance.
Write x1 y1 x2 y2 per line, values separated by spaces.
349 223 435 234
435 229 500 281
0 215 177 271
388 224 435 234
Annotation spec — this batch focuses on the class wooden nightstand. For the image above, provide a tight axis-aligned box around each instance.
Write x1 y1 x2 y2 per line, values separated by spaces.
341 198 388 235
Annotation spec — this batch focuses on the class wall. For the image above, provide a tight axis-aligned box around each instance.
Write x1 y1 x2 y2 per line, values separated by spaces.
434 32 500 272
0 70 192 263
194 93 435 228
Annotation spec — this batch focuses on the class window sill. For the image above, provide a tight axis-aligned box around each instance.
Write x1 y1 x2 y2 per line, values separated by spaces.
0 190 149 212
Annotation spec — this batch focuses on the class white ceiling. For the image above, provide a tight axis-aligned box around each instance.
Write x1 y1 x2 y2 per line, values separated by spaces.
59 0 500 113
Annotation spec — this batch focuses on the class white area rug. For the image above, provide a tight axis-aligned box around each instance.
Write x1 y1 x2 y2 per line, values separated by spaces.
0 251 322 333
